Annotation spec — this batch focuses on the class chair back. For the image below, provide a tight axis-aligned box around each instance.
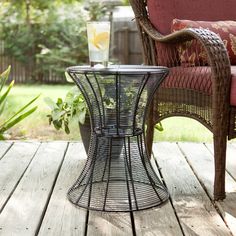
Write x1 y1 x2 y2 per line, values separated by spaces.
147 0 236 35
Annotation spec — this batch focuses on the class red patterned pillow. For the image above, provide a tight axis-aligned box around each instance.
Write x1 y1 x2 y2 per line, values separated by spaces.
171 19 236 65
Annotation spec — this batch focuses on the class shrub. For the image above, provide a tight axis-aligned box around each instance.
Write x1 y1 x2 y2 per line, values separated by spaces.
0 2 88 81
0 66 39 139
45 84 87 134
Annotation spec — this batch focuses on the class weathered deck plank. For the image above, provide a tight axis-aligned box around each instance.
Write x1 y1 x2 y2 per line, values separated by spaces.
0 141 68 236
38 142 87 236
133 158 183 236
226 143 236 180
87 212 133 236
84 149 133 235
0 141 12 160
0 142 40 211
206 142 236 181
153 142 232 236
0 141 235 236
180 142 236 236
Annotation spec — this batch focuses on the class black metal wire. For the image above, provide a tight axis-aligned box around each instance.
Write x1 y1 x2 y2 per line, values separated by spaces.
93 72 106 127
70 72 95 129
132 73 149 135
127 136 139 210
115 73 120 135
84 73 103 131
102 138 112 211
67 65 169 212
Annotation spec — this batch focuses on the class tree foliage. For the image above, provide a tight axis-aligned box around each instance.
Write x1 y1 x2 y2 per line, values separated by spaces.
0 0 127 81
0 0 88 81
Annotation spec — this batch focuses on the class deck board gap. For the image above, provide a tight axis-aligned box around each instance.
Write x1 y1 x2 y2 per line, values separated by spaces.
0 142 42 214
0 142 13 161
204 142 236 182
153 157 168 188
167 194 186 236
154 142 232 235
35 142 69 236
130 212 136 236
176 142 214 198
203 142 214 155
84 210 90 236
153 153 186 236
225 169 236 182
201 142 236 190
177 142 235 235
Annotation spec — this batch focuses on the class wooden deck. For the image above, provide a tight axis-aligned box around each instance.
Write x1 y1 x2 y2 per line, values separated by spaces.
0 141 236 236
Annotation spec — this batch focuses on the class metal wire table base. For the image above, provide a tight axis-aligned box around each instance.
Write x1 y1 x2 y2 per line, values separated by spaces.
67 133 169 212
66 65 169 212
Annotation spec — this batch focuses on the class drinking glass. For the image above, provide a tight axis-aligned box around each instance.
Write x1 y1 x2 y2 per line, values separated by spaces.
87 21 110 67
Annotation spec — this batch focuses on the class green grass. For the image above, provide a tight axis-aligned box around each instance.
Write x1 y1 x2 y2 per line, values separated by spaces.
154 117 212 142
2 84 214 142
2 84 82 140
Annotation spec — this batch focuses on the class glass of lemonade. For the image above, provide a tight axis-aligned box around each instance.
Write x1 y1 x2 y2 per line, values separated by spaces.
87 21 110 67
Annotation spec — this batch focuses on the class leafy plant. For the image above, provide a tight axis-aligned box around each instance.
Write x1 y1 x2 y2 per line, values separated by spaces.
45 85 87 134
45 72 118 134
122 0 130 5
84 1 108 21
0 66 39 139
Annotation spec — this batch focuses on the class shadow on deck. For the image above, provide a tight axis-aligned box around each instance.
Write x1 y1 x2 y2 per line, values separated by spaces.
0 141 235 236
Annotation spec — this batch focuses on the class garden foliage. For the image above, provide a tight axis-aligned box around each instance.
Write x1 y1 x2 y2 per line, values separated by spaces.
0 1 88 81
0 66 39 139
45 84 87 134
0 1 127 82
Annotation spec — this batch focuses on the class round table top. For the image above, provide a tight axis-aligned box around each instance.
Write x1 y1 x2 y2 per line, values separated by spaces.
67 64 168 75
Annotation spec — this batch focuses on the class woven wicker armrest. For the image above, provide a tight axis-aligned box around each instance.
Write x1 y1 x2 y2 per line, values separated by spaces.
130 0 235 201
139 18 231 95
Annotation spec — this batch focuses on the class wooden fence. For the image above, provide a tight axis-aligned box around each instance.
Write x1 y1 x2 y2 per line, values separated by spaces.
0 41 30 83
112 20 143 65
0 21 143 83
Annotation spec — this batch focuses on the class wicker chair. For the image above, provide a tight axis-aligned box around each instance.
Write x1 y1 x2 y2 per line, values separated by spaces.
129 0 236 200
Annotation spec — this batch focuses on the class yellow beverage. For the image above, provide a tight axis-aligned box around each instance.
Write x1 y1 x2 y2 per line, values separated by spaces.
87 22 110 66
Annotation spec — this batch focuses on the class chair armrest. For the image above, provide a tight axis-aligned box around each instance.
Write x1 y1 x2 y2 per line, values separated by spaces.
139 18 231 93
141 18 229 65
130 0 231 82
138 18 231 124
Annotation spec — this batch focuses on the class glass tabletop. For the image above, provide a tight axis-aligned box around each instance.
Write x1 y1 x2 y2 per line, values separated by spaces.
67 64 168 75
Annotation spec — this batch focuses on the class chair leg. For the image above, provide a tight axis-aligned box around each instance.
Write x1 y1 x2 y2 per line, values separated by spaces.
213 133 227 200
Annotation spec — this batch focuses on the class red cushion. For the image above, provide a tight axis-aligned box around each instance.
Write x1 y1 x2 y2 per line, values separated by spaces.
230 66 236 106
161 66 212 94
147 0 236 35
160 66 236 106
171 19 236 65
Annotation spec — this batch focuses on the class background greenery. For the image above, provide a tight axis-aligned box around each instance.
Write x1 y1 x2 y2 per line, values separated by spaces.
0 66 40 140
3 84 80 140
3 84 214 142
0 0 111 81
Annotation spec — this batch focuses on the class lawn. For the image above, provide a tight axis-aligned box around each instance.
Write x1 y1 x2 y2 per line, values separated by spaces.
3 84 82 140
3 84 213 142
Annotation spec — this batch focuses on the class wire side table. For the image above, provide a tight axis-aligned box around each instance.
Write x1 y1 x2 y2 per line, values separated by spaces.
67 65 169 212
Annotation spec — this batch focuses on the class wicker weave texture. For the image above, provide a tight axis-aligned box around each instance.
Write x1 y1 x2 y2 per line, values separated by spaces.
129 0 235 200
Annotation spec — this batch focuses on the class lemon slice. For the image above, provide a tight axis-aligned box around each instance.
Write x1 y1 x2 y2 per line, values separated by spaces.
91 32 109 49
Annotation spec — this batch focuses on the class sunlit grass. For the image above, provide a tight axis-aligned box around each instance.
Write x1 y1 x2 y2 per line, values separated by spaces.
154 117 213 142
1 84 221 142
2 84 82 140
